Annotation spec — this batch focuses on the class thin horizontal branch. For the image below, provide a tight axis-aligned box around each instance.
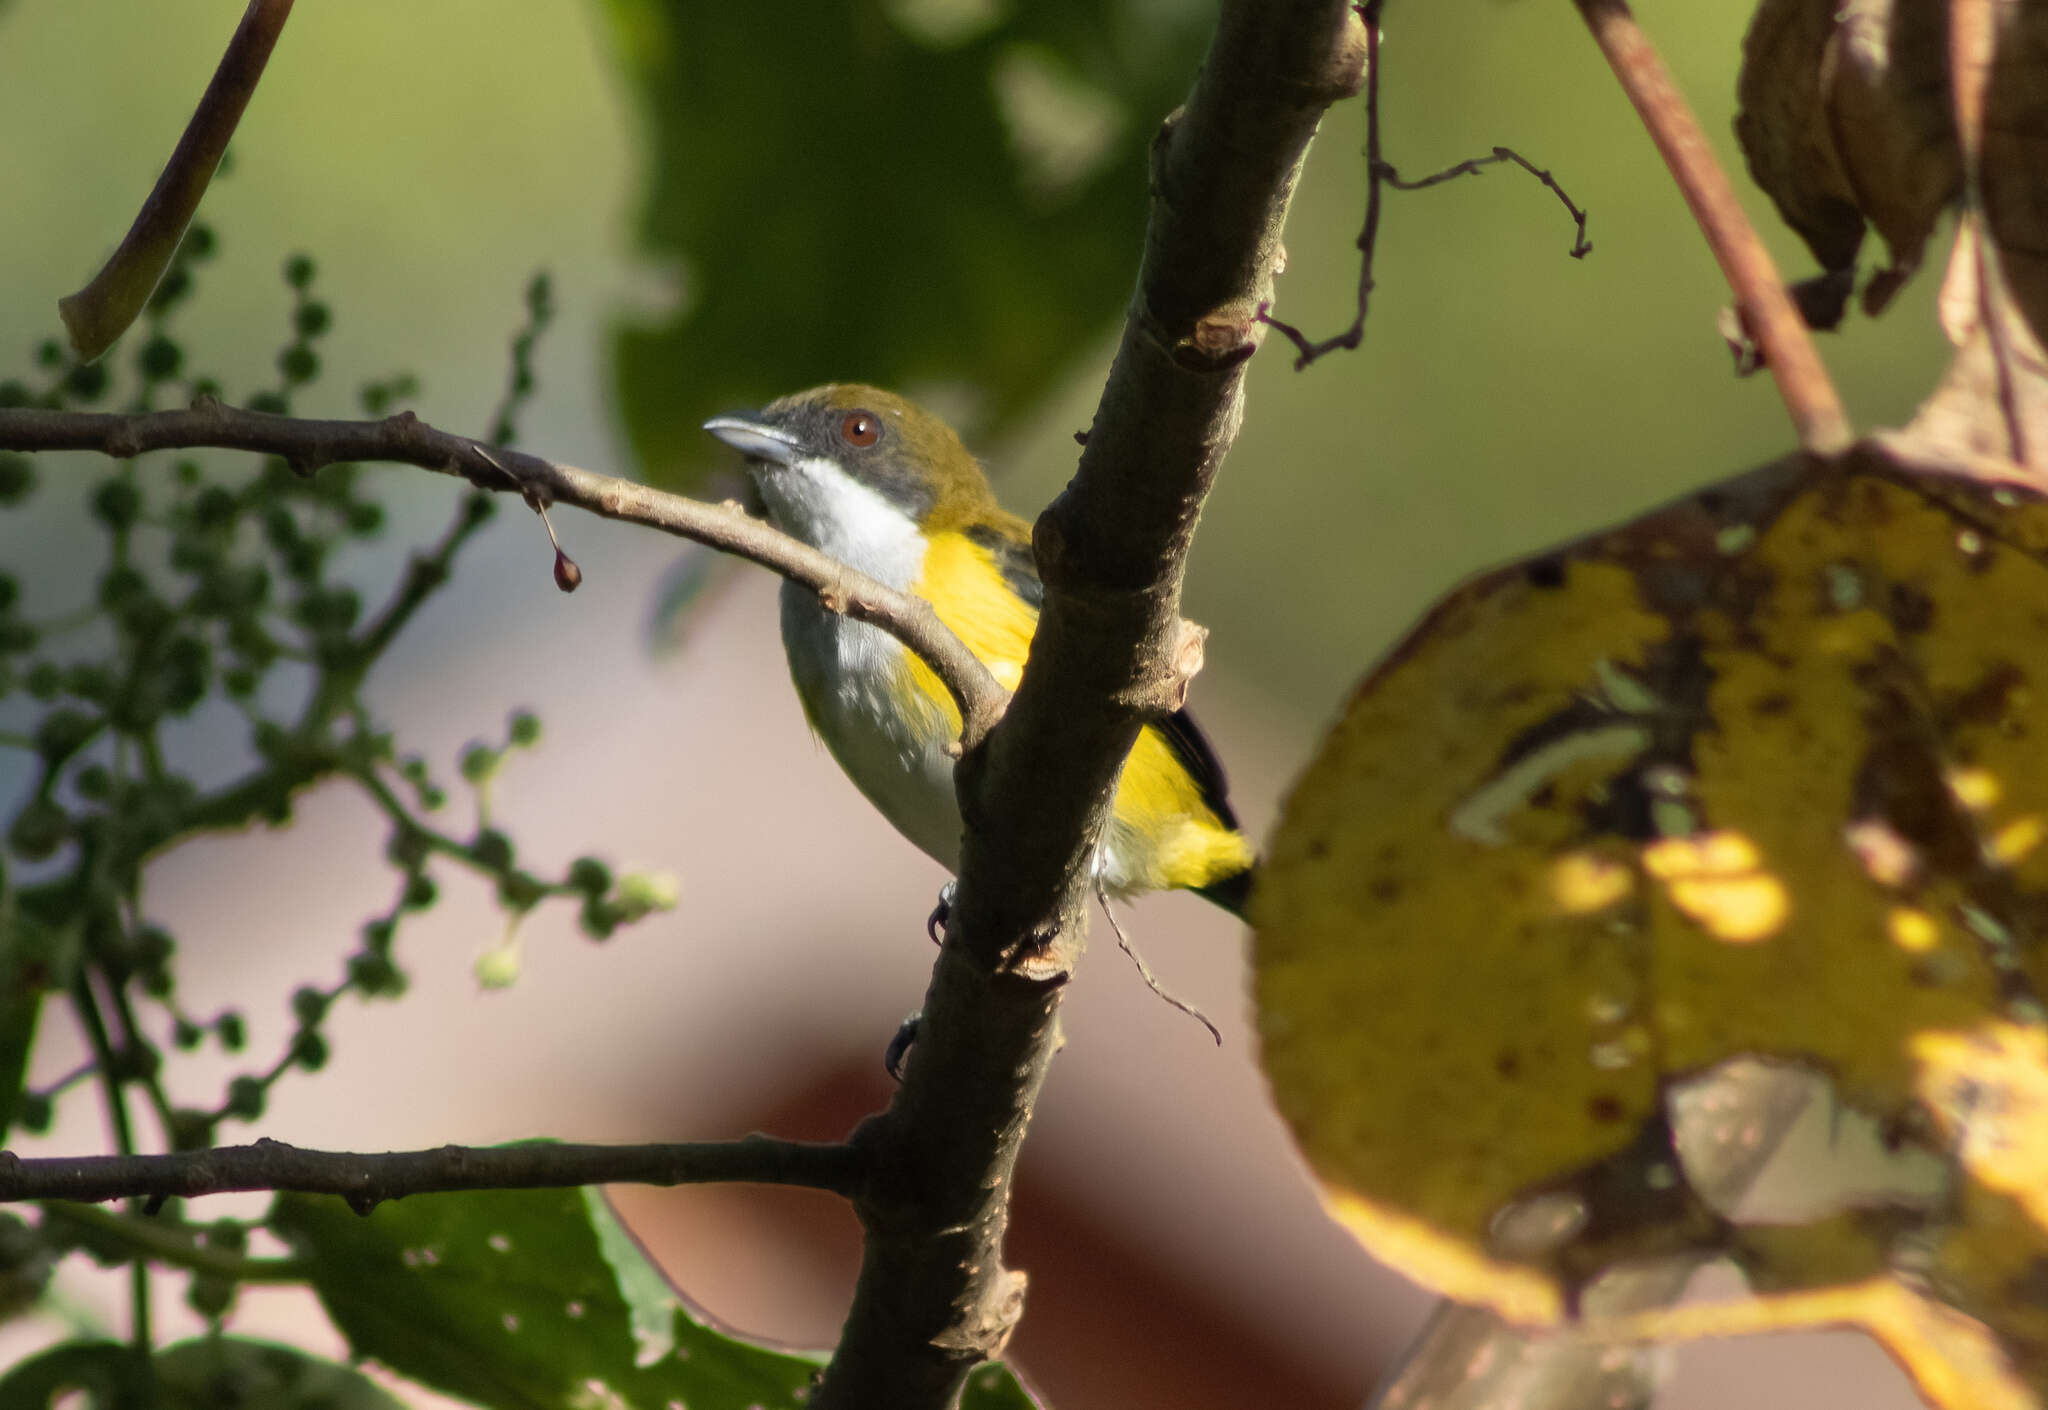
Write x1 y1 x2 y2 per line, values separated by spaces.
0 1134 864 1209
59 0 296 361
0 401 1005 747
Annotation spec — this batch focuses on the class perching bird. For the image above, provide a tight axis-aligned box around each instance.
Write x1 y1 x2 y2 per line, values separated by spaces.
705 384 1255 914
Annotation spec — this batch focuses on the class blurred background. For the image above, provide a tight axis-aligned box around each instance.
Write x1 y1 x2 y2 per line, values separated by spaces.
0 0 1957 1405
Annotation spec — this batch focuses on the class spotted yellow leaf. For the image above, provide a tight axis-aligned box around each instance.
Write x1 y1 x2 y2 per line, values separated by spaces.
1254 447 2048 1408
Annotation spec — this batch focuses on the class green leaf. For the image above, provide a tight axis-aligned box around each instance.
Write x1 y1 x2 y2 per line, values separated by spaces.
272 1174 818 1410
960 1360 1045 1409
273 1174 1048 1409
154 1336 410 1410
598 0 1209 489
0 1340 144 1410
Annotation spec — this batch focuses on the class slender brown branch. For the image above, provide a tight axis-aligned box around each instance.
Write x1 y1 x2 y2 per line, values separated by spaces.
59 0 296 361
811 6 1370 1410
0 401 1005 748
1572 0 1853 455
0 1135 863 1209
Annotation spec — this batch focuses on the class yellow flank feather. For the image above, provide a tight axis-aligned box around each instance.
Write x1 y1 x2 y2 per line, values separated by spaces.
904 531 1253 893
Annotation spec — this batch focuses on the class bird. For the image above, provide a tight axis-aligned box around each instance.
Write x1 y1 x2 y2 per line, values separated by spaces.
704 384 1256 915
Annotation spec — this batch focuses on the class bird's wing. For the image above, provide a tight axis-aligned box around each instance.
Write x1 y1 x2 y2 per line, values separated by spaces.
1152 706 1241 831
965 521 1044 611
962 522 1238 829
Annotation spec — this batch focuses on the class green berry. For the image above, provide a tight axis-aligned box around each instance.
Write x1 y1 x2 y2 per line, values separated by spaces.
507 711 542 748
498 872 545 912
472 828 513 871
90 478 141 529
15 1093 51 1134
567 857 610 896
223 1076 265 1119
168 1108 215 1150
0 455 35 505
278 345 319 385
459 744 498 783
347 951 402 996
290 1030 329 1071
63 362 109 403
290 985 329 1026
282 253 316 288
8 799 69 860
137 335 183 381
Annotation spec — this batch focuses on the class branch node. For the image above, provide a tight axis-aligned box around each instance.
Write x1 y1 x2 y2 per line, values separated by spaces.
1178 309 1263 369
1168 618 1209 709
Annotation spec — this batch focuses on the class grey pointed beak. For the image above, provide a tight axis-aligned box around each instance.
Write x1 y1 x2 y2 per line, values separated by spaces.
703 414 802 467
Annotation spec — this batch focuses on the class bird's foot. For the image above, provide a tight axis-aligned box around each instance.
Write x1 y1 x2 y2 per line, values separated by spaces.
884 1010 922 1082
925 880 957 944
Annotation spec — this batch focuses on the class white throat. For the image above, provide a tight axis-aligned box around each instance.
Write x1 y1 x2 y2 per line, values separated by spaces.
755 455 925 590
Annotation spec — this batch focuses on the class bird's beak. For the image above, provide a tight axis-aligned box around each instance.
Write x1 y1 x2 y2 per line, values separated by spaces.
703 414 802 467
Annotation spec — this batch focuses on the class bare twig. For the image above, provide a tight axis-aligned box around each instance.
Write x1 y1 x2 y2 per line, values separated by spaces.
0 1134 864 1210
1571 0 1853 455
0 401 1005 748
1260 0 1393 367
1384 146 1593 258
1261 2 1592 369
1096 882 1220 1045
59 0 296 361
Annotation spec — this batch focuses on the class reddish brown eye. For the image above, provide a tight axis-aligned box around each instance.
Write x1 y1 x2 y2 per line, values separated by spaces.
840 411 881 448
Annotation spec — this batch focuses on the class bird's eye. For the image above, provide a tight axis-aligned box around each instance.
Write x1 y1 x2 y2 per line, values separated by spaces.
839 411 881 448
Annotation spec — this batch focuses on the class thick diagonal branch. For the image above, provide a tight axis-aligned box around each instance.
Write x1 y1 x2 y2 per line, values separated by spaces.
813 6 1370 1410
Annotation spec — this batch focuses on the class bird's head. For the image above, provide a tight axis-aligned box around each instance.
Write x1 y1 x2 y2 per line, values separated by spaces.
704 386 999 578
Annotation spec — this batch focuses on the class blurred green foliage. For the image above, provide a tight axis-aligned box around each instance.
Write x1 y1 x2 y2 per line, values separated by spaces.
602 0 1210 487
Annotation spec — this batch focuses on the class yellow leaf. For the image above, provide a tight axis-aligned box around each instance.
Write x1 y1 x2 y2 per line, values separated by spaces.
1254 448 2048 1408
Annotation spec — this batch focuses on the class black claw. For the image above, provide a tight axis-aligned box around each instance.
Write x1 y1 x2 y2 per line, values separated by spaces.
885 1010 923 1081
926 881 957 944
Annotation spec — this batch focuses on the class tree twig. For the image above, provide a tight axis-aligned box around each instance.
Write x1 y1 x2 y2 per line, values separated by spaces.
0 401 1006 748
1260 2 1591 369
59 0 297 361
1383 146 1593 259
1571 0 1853 455
0 1135 864 1209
